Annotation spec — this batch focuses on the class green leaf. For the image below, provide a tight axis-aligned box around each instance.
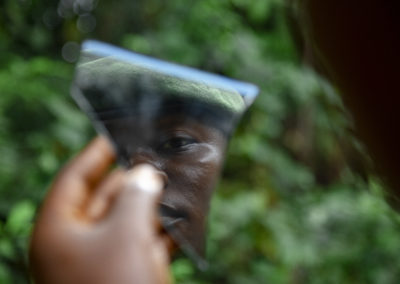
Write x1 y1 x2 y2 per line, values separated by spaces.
5 200 35 236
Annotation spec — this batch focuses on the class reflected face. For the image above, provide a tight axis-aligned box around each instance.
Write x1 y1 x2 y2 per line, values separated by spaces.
103 114 227 256
72 41 257 260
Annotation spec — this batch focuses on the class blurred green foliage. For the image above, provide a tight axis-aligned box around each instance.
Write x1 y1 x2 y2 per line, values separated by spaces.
1 0 400 283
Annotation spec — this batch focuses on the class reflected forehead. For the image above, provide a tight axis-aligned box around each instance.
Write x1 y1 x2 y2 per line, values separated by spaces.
156 114 211 129
104 114 226 141
156 115 226 141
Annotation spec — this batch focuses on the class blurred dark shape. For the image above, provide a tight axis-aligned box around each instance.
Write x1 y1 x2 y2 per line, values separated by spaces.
287 0 400 208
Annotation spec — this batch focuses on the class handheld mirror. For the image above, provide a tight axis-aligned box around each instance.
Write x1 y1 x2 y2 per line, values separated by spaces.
71 40 259 270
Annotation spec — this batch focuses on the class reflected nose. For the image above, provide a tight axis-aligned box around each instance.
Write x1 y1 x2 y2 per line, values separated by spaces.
130 149 168 189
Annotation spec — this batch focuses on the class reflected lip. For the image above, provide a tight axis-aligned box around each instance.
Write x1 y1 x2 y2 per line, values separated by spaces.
159 202 187 228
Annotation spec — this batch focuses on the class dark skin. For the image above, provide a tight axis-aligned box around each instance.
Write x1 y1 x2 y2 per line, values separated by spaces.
103 115 227 256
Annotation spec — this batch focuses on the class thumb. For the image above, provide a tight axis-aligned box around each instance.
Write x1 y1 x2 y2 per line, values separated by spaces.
107 164 164 235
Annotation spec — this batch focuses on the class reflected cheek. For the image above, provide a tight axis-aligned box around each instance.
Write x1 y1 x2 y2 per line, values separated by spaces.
167 144 224 194
197 144 224 165
161 144 225 255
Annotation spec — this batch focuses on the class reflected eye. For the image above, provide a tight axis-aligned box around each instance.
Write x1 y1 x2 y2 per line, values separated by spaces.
158 136 197 153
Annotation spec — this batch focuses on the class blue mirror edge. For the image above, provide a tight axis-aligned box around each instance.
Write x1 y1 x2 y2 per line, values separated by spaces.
80 40 259 108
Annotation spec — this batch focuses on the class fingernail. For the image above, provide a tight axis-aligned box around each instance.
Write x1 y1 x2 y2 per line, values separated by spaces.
125 164 163 194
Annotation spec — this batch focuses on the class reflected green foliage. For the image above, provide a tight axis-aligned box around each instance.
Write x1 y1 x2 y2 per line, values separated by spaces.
1 0 400 283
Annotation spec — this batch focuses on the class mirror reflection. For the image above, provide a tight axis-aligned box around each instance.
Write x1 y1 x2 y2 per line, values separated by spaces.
71 40 258 265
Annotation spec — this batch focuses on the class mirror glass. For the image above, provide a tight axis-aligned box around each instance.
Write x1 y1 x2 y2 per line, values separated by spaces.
71 40 258 269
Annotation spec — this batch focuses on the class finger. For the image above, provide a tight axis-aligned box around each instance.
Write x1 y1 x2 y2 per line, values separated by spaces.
106 164 164 237
61 136 115 188
161 234 178 258
86 169 125 221
44 136 115 216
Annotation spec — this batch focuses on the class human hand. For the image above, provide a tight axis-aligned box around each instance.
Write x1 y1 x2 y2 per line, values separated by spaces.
29 136 171 284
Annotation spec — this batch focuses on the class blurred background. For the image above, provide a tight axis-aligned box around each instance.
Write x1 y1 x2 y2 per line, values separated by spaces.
1 0 400 283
